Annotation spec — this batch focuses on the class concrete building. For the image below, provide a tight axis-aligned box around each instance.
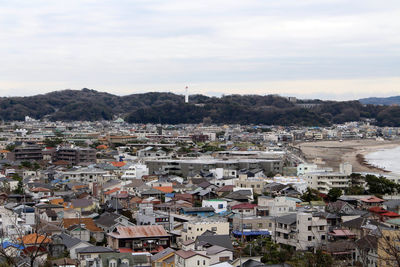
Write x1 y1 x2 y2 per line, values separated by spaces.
180 220 229 243
258 196 297 216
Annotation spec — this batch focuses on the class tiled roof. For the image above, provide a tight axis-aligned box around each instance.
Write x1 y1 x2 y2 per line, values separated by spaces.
62 218 102 232
22 233 51 245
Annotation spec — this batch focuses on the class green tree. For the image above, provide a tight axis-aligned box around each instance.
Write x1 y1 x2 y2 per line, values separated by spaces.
327 188 342 202
260 239 290 264
301 188 322 202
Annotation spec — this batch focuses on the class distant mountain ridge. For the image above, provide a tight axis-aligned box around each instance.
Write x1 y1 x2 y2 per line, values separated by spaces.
0 88 400 126
359 96 400 105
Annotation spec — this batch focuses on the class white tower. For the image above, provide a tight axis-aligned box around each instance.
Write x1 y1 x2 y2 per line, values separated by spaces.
185 86 189 103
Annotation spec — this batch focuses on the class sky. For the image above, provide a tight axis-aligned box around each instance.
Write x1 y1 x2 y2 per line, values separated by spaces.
0 0 399 100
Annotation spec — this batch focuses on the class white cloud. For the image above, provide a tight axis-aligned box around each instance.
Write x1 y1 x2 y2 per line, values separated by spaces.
0 0 399 98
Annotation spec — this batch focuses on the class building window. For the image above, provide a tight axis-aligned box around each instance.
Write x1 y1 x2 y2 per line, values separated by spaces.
308 236 312 241
197 260 200 265
308 218 311 221
321 235 325 240
319 226 324 230
308 226 311 231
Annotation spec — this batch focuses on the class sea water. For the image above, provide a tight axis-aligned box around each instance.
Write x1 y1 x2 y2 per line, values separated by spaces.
365 146 400 174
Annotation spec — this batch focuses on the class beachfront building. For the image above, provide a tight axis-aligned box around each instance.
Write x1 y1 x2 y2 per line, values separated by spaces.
304 163 352 194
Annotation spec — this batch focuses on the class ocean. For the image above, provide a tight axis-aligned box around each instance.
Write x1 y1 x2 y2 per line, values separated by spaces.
365 146 400 174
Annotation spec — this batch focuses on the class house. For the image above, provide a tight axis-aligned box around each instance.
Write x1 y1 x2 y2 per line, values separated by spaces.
195 233 234 251
51 233 91 259
174 250 210 267
76 246 114 267
326 200 356 214
62 218 104 242
180 207 215 217
107 225 171 253
99 252 151 267
180 220 229 243
51 258 79 267
231 203 257 216
202 199 228 214
205 245 233 265
94 212 135 233
360 196 385 209
29 187 52 199
257 196 297 216
354 234 378 267
151 247 176 267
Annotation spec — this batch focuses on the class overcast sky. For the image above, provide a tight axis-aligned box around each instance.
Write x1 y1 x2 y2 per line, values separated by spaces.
0 0 399 100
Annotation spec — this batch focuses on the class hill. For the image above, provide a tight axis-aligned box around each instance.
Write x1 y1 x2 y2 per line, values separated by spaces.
0 89 399 126
359 96 400 106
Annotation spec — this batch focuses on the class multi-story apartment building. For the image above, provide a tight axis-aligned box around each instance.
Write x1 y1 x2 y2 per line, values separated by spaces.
274 211 328 251
57 146 96 165
7 145 43 161
234 174 266 194
304 163 352 194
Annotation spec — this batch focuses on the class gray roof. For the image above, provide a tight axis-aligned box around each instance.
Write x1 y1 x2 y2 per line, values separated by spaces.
275 213 297 225
56 233 89 249
76 246 114 254
151 247 176 261
71 199 93 208
94 212 121 228
196 235 234 250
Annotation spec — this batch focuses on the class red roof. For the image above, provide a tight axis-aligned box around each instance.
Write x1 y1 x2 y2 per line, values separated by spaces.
231 203 257 210
361 196 384 203
111 161 126 168
368 206 387 213
119 248 133 253
105 187 120 195
382 212 400 217
153 186 174 193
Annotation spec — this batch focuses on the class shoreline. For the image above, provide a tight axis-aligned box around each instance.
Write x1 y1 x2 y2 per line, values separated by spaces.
297 139 400 175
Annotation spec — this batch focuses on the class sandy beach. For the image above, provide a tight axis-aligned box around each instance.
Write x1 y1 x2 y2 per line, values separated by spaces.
295 139 400 174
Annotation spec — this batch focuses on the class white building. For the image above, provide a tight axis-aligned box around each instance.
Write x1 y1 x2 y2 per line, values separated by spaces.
202 200 228 214
258 196 297 216
121 164 149 180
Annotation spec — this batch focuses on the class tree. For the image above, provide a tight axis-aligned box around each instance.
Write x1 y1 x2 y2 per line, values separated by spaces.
327 188 342 202
301 188 322 202
260 239 290 264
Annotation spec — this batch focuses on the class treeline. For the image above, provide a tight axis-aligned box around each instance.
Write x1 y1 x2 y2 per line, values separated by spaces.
0 88 400 126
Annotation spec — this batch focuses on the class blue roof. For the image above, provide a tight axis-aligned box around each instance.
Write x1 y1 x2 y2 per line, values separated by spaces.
165 193 175 197
232 230 270 236
2 241 24 250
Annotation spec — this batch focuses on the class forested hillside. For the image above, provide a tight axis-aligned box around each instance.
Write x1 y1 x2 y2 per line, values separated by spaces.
0 89 399 126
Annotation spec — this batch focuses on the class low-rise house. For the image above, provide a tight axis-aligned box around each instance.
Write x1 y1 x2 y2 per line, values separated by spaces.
51 233 91 259
107 225 171 253
180 220 229 243
99 252 151 267
151 247 176 267
62 218 104 242
94 212 134 233
175 250 210 267
180 207 215 217
231 203 257 216
76 246 114 267
202 199 227 214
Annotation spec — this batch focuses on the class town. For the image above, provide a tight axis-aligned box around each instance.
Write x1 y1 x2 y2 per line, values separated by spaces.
0 117 399 267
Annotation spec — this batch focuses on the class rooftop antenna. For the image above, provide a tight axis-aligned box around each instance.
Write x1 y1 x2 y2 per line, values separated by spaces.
185 86 189 103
